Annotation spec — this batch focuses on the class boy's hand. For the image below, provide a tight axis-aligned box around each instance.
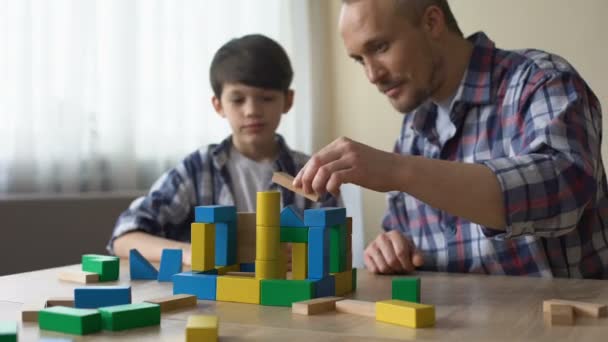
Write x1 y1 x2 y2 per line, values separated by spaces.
293 137 401 197
364 230 424 274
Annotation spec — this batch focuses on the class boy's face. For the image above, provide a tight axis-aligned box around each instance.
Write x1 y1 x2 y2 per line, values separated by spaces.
212 83 293 149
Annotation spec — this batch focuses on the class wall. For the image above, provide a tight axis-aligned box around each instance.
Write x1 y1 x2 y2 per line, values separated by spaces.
325 0 608 245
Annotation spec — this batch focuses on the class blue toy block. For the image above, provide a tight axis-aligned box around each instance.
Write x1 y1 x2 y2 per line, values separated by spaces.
313 276 335 298
194 205 237 223
308 226 330 280
215 221 237 266
129 249 158 280
304 207 346 227
158 249 183 282
280 204 306 227
172 272 217 300
240 263 255 272
74 286 131 309
201 269 219 275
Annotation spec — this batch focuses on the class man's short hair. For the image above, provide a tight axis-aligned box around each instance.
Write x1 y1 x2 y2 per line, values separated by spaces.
209 34 293 98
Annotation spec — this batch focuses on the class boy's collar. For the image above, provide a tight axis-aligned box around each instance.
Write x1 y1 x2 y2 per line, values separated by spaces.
210 134 293 171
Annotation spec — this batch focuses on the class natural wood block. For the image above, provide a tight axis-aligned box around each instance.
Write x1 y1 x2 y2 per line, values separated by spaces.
543 299 607 318
376 300 435 328
145 294 197 312
46 297 75 308
333 269 354 296
21 302 44 322
186 315 218 342
292 297 344 315
335 299 376 318
225 272 255 277
544 303 574 326
58 271 99 284
272 172 320 202
237 212 256 263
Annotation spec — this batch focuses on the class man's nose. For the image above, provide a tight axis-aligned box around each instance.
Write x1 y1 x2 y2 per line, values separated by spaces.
365 60 387 84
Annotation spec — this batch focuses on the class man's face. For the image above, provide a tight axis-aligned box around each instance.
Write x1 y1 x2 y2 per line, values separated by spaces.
339 0 442 113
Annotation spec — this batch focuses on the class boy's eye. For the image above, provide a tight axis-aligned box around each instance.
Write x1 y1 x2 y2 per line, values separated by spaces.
375 42 388 53
262 96 275 102
230 97 244 104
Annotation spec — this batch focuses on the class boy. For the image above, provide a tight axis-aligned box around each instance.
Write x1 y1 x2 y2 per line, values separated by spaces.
109 34 339 265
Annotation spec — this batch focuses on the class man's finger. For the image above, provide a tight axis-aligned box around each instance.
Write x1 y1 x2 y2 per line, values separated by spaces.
375 234 404 273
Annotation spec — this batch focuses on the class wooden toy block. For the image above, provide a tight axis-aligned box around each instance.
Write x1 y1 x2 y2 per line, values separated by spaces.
330 224 347 273
240 262 255 272
336 299 376 317
304 207 346 227
81 254 119 282
21 303 43 322
280 204 306 227
191 223 215 272
392 277 420 303
226 271 255 277
194 205 236 223
215 264 240 275
346 217 353 236
376 300 435 328
158 249 183 282
58 270 99 284
256 225 280 260
272 172 320 202
280 227 309 243
145 294 197 312
99 302 161 331
346 252 353 270
332 269 353 296
0 321 17 342
255 259 283 279
292 243 308 280
186 315 218 342
172 272 217 300
129 249 159 280
543 299 607 318
260 279 314 307
216 276 261 304
237 212 257 263
313 276 335 298
215 221 237 266
292 297 344 315
352 268 357 291
38 306 101 335
256 191 281 227
308 226 330 279
74 286 131 309
543 303 574 326
46 298 74 308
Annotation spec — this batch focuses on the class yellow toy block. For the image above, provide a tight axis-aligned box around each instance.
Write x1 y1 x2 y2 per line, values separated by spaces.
376 300 435 328
292 243 308 280
216 276 261 304
215 264 240 275
332 269 353 296
191 223 215 271
255 259 284 279
256 191 280 227
186 315 218 342
255 226 280 260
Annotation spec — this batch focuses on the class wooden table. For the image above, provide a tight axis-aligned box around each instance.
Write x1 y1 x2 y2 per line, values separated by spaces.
1 261 607 341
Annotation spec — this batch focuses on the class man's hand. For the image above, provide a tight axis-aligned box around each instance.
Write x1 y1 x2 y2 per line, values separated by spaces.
293 137 402 197
364 230 424 274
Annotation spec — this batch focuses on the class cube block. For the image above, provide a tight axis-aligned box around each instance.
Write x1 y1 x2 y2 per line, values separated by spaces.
82 254 119 282
392 277 420 303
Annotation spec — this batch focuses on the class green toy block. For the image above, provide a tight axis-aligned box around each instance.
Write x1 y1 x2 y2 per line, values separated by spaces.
0 321 17 342
99 302 160 331
82 254 119 282
329 224 347 273
260 279 314 307
39 306 101 335
392 277 420 303
280 227 308 243
352 268 357 291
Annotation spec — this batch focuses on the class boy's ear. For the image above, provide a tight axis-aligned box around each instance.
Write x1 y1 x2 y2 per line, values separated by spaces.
212 95 225 117
283 89 295 114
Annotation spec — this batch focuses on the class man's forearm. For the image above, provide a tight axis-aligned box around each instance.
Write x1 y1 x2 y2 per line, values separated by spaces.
396 155 506 230
113 231 191 263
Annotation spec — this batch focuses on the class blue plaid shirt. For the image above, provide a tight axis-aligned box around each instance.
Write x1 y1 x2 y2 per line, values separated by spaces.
382 32 608 278
109 134 339 253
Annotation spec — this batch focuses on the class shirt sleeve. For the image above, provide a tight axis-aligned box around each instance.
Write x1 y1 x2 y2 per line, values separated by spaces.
482 71 601 239
106 152 201 254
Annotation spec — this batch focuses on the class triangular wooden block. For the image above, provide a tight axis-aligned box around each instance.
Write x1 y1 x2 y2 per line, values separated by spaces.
129 249 158 280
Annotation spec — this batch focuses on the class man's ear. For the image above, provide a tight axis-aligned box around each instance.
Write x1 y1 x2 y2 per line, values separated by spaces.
283 89 295 114
212 95 225 117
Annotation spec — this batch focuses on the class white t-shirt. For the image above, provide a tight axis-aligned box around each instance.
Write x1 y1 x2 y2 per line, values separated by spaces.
226 146 275 212
434 93 457 147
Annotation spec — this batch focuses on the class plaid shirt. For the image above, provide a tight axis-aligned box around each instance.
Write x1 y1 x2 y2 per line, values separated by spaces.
109 134 339 253
382 32 608 278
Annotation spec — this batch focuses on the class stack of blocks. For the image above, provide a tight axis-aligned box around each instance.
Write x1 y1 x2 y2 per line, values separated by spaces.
172 191 357 307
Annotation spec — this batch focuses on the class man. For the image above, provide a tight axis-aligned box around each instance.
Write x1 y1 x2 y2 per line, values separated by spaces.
294 0 608 278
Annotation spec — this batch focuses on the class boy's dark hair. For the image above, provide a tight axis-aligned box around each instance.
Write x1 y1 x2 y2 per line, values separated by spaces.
210 34 294 98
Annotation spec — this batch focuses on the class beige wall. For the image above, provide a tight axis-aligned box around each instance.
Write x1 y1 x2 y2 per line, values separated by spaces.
325 0 608 245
